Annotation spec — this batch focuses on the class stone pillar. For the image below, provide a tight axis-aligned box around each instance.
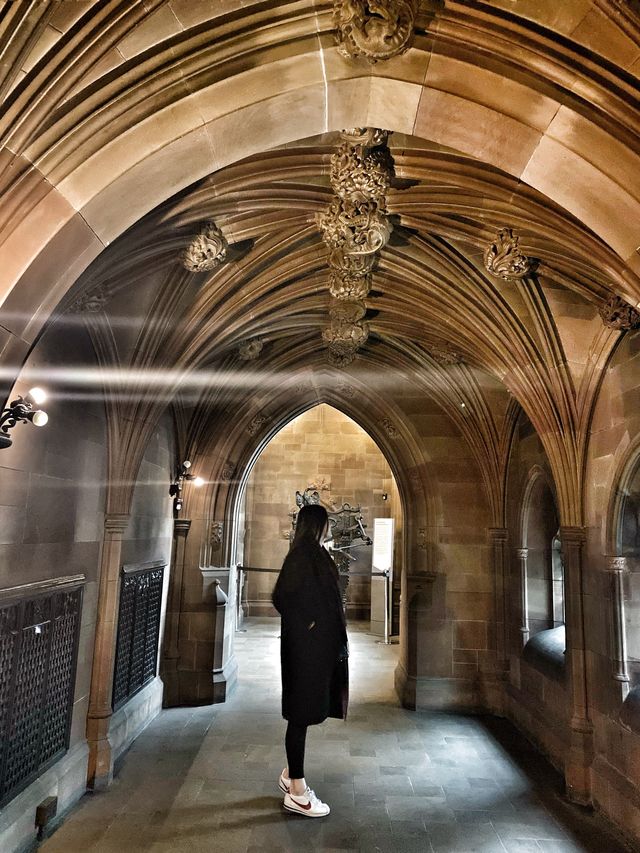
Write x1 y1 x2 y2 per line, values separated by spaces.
162 519 191 706
516 548 529 647
561 526 594 806
607 556 630 700
489 528 509 670
86 513 129 790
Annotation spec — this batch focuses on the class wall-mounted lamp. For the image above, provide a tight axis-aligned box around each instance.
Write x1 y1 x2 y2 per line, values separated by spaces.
0 387 49 450
169 460 204 513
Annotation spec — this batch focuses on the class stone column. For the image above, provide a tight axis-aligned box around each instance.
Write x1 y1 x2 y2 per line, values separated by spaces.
162 519 191 706
489 528 509 671
86 513 129 790
561 526 594 806
516 548 529 647
607 556 630 700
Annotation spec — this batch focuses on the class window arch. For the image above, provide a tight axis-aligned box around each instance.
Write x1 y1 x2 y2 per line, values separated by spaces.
618 456 640 556
522 473 563 638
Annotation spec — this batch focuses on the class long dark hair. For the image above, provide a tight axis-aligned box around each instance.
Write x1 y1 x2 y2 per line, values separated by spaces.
293 504 328 545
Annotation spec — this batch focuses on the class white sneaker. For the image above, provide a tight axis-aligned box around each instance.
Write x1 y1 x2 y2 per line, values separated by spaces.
283 787 330 818
278 768 290 794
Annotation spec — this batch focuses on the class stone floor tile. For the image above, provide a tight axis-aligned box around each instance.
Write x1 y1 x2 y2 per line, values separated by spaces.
38 619 632 853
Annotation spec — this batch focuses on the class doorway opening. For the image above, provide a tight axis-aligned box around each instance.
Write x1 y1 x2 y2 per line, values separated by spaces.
234 403 402 631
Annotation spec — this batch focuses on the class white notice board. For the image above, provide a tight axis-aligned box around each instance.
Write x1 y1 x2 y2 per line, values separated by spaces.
372 517 394 578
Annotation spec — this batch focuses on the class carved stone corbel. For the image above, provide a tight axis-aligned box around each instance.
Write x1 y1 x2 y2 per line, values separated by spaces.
599 295 640 331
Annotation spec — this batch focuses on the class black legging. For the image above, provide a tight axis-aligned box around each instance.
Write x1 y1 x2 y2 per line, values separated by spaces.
285 721 308 780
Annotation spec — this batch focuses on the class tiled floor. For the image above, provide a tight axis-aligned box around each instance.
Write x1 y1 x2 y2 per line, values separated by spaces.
41 619 631 853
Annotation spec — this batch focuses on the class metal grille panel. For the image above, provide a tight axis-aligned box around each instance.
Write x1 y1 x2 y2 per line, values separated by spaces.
112 565 164 711
0 585 82 807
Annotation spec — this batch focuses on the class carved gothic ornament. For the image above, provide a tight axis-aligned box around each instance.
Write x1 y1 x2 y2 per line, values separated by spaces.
428 344 464 365
341 127 390 148
329 298 367 324
328 248 374 300
210 521 224 549
238 338 264 361
599 295 640 331
221 463 235 481
247 413 268 436
483 227 534 281
322 313 370 368
330 141 393 206
68 284 111 314
333 0 419 63
317 198 393 256
381 417 398 438
338 382 357 398
181 222 228 272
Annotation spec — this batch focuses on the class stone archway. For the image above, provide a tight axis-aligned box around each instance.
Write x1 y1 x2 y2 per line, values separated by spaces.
236 402 402 625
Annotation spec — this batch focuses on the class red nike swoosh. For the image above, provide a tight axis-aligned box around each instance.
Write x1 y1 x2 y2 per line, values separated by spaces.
290 797 312 810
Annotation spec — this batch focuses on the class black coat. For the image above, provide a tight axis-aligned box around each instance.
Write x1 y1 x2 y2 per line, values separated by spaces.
272 535 349 726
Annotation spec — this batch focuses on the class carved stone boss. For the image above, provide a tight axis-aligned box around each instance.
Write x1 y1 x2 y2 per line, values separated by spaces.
317 128 395 366
333 0 419 63
484 228 535 281
182 222 228 272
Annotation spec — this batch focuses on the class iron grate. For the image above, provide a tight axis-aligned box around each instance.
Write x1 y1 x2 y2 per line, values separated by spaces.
0 586 83 808
112 566 164 711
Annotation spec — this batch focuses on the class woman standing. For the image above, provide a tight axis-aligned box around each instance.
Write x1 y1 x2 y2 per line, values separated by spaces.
272 503 349 818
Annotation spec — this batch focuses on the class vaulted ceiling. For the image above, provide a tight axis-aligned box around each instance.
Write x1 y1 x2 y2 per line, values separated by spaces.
1 0 639 523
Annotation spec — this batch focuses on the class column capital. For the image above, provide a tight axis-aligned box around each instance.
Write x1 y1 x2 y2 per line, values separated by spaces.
606 556 630 574
559 525 586 544
174 519 192 536
516 547 528 559
488 527 508 542
104 513 129 534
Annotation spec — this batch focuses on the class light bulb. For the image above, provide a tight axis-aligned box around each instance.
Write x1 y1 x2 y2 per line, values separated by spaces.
31 410 48 427
28 387 47 405
193 476 205 488
182 460 191 469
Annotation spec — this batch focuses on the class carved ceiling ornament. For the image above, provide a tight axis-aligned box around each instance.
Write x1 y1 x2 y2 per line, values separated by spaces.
428 344 464 365
182 222 228 272
318 127 395 364
238 338 264 361
317 198 393 256
68 284 112 314
330 141 393 205
322 310 370 369
328 249 374 300
341 127 390 148
599 295 640 331
333 0 419 63
484 227 535 281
